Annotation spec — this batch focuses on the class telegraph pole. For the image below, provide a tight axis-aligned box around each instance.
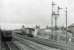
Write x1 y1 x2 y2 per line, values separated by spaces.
50 0 56 40
65 8 68 50
66 8 68 43
51 0 56 29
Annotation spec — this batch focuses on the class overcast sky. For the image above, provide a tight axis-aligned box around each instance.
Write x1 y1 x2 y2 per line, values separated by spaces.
0 0 74 29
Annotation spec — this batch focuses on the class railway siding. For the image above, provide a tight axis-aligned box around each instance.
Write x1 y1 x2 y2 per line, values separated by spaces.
15 34 70 50
14 36 60 50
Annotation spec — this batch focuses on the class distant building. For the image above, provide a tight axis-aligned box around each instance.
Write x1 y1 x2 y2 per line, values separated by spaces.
68 24 74 36
68 24 74 43
25 28 35 34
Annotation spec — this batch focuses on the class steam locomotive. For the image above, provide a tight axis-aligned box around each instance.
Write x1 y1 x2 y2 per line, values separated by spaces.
1 30 12 42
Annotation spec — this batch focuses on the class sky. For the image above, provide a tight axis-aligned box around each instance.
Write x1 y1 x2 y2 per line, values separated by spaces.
0 0 74 30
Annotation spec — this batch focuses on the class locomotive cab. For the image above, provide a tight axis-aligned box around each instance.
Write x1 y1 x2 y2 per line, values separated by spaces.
1 30 12 42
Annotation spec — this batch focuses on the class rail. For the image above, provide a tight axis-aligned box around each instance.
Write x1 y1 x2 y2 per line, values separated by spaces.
15 34 69 50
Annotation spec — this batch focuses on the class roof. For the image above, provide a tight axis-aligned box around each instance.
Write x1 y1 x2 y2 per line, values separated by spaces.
25 28 35 31
67 23 74 34
68 23 74 28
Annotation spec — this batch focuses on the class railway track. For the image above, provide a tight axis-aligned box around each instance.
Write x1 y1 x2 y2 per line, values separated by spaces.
15 34 69 50
14 40 37 50
14 36 60 50
1 41 20 50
